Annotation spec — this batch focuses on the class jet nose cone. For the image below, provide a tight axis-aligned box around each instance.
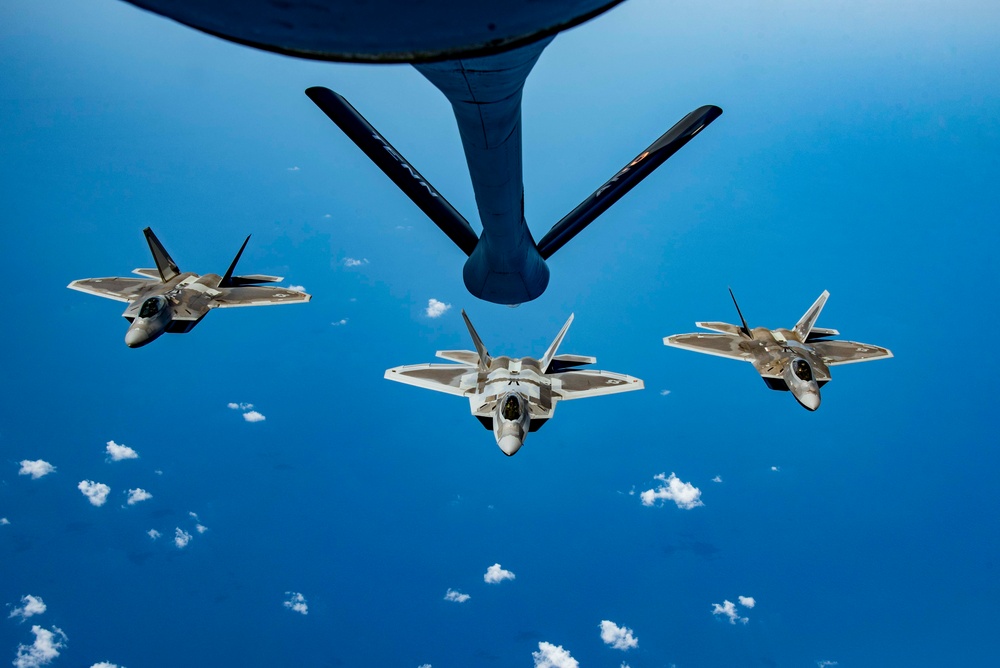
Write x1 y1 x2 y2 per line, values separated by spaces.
124 328 150 348
797 392 821 411
497 435 523 456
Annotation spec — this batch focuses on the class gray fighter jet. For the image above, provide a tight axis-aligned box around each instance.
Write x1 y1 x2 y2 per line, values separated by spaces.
664 290 892 411
385 311 643 455
68 228 310 347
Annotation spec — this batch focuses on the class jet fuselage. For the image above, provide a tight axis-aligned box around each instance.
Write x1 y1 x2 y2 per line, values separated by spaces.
739 328 827 411
122 272 221 347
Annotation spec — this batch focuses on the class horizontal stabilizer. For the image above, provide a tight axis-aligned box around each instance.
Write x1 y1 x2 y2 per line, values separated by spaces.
132 268 162 279
223 274 284 286
306 87 480 256
435 350 481 366
696 321 743 336
535 104 723 259
805 327 840 341
546 353 596 373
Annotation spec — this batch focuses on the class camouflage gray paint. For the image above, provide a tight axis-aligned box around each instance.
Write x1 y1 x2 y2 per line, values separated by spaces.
68 228 310 347
385 311 643 455
664 291 892 411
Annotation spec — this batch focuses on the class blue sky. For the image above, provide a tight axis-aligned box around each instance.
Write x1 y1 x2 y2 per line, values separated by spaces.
2 0 999 666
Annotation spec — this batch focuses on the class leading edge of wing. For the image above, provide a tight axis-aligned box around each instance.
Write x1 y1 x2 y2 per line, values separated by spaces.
663 333 753 361
67 277 155 303
384 364 474 397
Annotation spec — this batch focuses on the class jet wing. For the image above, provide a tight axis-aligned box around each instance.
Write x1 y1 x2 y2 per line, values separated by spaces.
385 364 474 397
436 350 482 365
663 333 752 361
811 340 893 366
210 286 311 308
551 369 643 401
68 277 157 303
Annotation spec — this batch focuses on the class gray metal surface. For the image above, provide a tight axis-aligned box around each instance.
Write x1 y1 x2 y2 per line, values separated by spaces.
68 228 310 347
664 291 892 411
385 311 643 455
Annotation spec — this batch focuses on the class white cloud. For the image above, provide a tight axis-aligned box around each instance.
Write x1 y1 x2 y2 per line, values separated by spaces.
9 595 46 620
242 411 266 423
640 473 703 510
147 529 161 540
659 389 671 396
286 166 300 171
1 518 9 525
13 625 66 668
816 661 839 667
126 489 152 505
343 257 369 267
18 460 55 479
323 213 332 218
711 600 748 625
188 512 199 520
174 528 192 549
284 592 308 615
417 665 431 668
227 402 253 410
105 441 138 461
771 466 780 472
483 563 515 584
532 642 578 668
195 524 208 534
331 319 348 326
712 475 723 483
286 284 306 292
444 589 470 603
154 470 163 476
599 620 638 650
425 299 451 318
89 663 123 668
78 481 110 507
738 596 755 609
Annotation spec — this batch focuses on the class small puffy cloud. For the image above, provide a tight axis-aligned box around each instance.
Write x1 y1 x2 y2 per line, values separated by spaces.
599 620 638 650
126 489 152 505
771 466 780 472
532 642 578 668
284 592 308 615
105 441 138 461
331 319 348 326
9 595 47 620
242 411 266 423
483 563 515 584
343 257 369 267
444 589 470 603
188 512 199 520
90 663 123 668
711 600 748 625
659 390 671 396
14 625 66 668
195 524 208 534
227 402 253 410
816 661 839 667
738 596 755 609
286 284 306 292
417 665 431 668
1 518 9 525
147 529 161 540
174 528 192 549
640 473 703 510
78 481 110 507
286 166 300 171
425 299 451 318
712 475 723 483
18 460 55 479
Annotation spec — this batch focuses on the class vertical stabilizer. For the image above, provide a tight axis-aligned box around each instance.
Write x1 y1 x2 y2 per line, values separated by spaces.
794 290 830 341
461 310 491 370
220 235 252 288
143 227 180 282
728 288 752 338
540 314 574 373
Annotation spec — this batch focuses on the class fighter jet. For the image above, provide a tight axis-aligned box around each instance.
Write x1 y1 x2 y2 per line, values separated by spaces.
385 311 643 455
68 227 310 347
663 290 892 411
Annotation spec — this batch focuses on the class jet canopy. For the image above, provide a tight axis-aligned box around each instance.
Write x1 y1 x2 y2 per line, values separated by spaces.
138 296 167 319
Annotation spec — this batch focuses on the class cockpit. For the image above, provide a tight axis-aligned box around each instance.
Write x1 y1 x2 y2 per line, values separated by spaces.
792 359 813 382
501 394 522 421
138 296 166 319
